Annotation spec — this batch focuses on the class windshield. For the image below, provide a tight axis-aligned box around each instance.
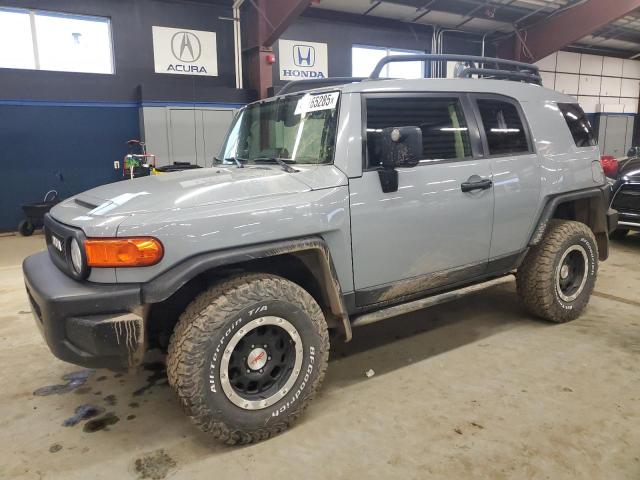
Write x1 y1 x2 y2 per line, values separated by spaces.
219 91 340 165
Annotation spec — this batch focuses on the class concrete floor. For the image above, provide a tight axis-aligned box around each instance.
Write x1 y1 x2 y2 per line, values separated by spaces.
1 233 639 480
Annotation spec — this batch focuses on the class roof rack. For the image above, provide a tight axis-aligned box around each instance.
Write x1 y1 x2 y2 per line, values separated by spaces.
278 77 366 95
276 54 541 96
370 54 541 84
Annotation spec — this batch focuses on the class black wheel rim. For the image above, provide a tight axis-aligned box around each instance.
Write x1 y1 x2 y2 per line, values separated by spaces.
227 324 295 399
219 316 304 410
556 245 588 302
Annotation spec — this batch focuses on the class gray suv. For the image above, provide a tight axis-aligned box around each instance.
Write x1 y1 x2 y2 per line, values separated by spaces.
23 55 617 444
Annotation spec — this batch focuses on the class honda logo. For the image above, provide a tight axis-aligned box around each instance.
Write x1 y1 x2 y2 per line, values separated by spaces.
293 45 315 67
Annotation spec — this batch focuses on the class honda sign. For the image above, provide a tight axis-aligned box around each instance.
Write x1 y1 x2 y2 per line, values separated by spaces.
278 39 328 81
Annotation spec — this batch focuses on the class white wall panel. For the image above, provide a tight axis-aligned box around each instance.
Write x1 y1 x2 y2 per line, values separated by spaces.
599 99 624 113
621 78 640 99
556 51 580 73
600 76 621 97
622 59 640 79
578 75 600 96
602 56 623 77
539 71 555 89
555 73 579 95
619 97 639 114
577 96 599 114
535 52 557 71
579 54 603 75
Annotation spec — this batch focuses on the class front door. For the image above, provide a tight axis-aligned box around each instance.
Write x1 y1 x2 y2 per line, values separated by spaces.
349 93 494 306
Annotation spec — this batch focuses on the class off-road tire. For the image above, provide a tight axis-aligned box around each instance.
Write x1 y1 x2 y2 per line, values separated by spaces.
516 219 598 323
610 228 629 240
167 273 329 444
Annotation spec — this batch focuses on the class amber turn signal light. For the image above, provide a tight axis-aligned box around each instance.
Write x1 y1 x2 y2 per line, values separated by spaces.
85 237 164 267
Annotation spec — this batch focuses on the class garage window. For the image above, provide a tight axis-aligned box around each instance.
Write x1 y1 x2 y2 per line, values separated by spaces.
558 103 597 147
366 96 472 168
476 99 530 156
352 45 424 79
0 7 113 74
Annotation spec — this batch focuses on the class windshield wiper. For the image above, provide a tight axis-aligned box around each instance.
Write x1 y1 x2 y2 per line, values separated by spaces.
214 156 244 168
253 157 299 173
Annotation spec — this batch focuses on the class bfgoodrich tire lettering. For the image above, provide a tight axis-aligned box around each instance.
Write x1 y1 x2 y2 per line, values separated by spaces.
516 219 598 323
167 273 329 444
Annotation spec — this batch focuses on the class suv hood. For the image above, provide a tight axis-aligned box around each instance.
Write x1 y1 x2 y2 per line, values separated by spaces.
52 166 320 224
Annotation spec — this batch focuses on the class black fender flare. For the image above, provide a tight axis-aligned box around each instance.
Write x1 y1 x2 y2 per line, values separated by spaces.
141 237 352 341
528 186 614 260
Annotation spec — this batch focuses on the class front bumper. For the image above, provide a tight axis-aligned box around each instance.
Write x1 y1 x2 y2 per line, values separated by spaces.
23 251 144 370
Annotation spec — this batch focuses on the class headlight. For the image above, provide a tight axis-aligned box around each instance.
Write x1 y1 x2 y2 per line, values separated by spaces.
70 238 83 274
84 237 164 267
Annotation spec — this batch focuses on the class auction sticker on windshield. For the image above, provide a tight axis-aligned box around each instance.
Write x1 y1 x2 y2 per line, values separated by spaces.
295 91 339 115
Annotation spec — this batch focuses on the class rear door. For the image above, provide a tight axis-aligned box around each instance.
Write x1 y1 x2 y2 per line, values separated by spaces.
470 95 540 263
349 93 495 306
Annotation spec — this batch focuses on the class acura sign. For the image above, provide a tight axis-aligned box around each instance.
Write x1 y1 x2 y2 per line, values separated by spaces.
152 26 218 76
278 39 328 81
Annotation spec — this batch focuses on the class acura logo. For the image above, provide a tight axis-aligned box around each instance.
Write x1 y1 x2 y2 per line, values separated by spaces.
293 44 315 67
171 31 202 63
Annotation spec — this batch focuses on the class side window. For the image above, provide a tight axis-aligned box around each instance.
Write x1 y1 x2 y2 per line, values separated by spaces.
477 99 530 156
365 96 472 168
558 103 597 147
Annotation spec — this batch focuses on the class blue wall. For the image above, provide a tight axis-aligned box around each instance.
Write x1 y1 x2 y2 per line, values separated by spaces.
0 0 254 231
0 102 139 230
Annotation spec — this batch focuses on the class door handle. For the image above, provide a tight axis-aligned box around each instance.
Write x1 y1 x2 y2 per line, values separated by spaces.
461 178 493 192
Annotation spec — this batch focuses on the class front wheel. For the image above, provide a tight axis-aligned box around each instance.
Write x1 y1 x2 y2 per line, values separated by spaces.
167 274 329 444
516 220 598 323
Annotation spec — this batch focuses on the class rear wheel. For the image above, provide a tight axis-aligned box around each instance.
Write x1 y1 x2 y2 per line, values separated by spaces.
167 273 329 444
516 220 598 323
610 229 629 240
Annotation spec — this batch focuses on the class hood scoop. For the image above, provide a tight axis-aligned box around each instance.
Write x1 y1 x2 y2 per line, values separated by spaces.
75 198 98 209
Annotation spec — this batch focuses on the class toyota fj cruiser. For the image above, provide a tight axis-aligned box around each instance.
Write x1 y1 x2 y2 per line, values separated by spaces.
23 55 617 444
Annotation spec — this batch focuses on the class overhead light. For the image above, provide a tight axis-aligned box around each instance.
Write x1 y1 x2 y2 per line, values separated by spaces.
630 52 640 59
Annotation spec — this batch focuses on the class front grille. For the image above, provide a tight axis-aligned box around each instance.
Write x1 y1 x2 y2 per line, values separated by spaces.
44 224 66 264
613 184 640 213
43 214 88 279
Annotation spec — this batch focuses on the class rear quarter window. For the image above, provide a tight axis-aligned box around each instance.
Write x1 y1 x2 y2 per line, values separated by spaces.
476 99 531 156
558 103 597 147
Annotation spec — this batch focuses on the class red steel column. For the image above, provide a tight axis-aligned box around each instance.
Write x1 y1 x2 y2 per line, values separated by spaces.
243 0 313 98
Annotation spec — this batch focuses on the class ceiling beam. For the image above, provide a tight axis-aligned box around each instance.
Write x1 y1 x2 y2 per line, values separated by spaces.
244 0 313 49
496 0 640 61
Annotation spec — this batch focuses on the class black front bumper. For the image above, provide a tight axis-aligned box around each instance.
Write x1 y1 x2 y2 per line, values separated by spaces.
23 251 144 370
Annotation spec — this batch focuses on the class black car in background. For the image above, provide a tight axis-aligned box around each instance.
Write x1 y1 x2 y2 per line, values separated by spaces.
607 152 640 239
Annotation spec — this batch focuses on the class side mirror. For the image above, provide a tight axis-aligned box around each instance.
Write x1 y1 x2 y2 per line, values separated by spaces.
377 126 422 193
380 126 422 169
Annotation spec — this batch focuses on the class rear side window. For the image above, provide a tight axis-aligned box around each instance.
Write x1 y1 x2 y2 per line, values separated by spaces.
365 96 472 168
558 103 597 147
477 99 530 156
